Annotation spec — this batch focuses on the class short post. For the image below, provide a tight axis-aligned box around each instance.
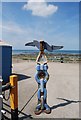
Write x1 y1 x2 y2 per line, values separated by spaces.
10 75 18 120
61 55 64 63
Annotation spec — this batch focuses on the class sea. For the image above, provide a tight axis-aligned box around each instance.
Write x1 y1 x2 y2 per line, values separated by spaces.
12 50 81 55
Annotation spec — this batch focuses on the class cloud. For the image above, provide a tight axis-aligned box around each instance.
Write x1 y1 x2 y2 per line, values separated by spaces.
23 0 58 17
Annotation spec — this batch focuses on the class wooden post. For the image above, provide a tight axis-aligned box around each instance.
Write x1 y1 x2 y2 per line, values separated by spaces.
40 40 44 53
10 75 18 120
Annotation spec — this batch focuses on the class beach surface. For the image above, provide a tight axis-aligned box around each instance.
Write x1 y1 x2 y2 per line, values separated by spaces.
3 61 80 119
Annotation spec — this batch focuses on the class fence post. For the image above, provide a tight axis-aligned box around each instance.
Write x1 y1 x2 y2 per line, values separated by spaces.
10 75 18 120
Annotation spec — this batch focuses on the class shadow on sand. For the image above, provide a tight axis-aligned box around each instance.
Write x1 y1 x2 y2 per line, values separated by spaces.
51 97 81 110
12 73 31 81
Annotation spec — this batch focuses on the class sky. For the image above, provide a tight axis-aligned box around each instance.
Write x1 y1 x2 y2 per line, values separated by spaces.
0 1 79 50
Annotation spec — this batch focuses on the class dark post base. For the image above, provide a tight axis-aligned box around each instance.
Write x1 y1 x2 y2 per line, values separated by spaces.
11 108 18 120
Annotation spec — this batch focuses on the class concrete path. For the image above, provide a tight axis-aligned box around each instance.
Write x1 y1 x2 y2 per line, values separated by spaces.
3 62 80 119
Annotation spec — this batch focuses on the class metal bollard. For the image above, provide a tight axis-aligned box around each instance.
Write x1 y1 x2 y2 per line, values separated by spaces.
10 75 18 120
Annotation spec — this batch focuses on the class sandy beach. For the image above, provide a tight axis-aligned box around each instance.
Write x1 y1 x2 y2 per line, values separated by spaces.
12 53 81 64
3 59 80 119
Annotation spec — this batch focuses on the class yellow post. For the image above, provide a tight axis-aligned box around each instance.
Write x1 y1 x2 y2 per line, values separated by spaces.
10 75 18 120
